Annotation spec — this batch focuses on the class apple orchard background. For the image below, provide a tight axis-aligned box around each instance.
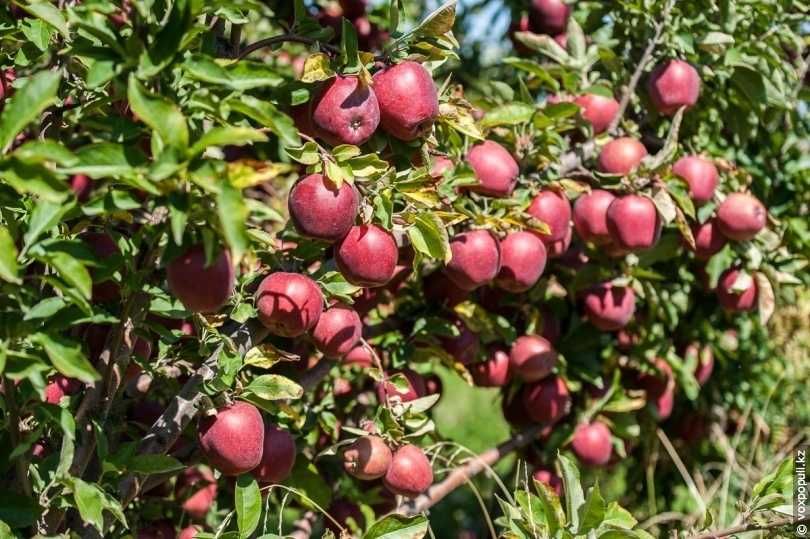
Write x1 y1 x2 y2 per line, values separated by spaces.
0 1 808 538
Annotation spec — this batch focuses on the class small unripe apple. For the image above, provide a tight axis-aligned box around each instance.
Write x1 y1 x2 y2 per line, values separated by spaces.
167 246 235 313
311 75 380 146
573 189 616 245
716 268 758 312
638 358 675 420
716 193 767 241
336 224 398 287
255 272 323 337
471 348 511 387
571 422 613 467
325 499 365 534
423 270 469 308
383 444 433 497
597 137 647 175
430 155 454 179
179 525 203 539
253 424 297 485
672 155 718 205
648 59 701 116
532 466 562 495
495 231 547 292
528 0 571 35
444 230 501 290
582 282 636 331
686 343 714 386
574 93 619 134
527 190 572 243
288 174 358 241
441 319 479 365
198 401 264 476
312 303 362 359
521 375 571 424
342 435 393 480
70 174 93 202
176 466 217 520
690 219 727 260
509 335 558 382
376 369 426 404
374 61 439 141
466 141 520 197
606 195 661 250
44 374 82 404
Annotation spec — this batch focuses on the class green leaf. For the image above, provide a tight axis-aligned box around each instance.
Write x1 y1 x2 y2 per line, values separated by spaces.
217 181 250 263
513 32 570 64
480 103 535 128
751 457 793 499
235 475 261 539
126 454 186 474
228 95 300 148
558 453 585 530
13 140 78 166
190 127 267 156
412 0 456 38
408 212 451 263
533 478 565 536
31 332 100 383
286 459 332 510
731 67 766 107
363 514 428 539
38 250 93 300
72 478 105 532
127 75 189 150
0 160 69 202
0 492 40 528
0 70 61 153
137 0 192 77
601 502 637 529
184 55 285 90
578 482 606 534
67 143 148 178
243 375 304 401
340 18 361 71
23 3 70 38
0 227 20 284
287 142 321 165
24 297 67 321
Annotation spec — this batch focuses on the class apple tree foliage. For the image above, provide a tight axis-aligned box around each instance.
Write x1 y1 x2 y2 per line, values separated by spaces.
0 0 807 538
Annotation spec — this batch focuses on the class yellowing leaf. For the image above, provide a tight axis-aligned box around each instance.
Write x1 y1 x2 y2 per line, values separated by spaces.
300 53 335 83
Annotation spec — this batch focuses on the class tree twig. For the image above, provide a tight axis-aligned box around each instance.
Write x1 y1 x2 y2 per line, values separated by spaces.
238 34 339 60
3 376 33 497
686 516 809 539
606 0 675 135
397 424 545 515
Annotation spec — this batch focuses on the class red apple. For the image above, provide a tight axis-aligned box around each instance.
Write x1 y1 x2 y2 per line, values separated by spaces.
167 246 235 313
70 174 93 202
638 358 675 420
383 444 433 497
311 303 362 359
690 219 727 260
440 318 479 365
466 141 520 197
509 14 532 55
546 226 573 258
597 137 647 175
342 435 393 480
179 526 203 539
716 193 767 241
374 61 439 141
424 374 443 398
571 421 613 467
83 231 121 303
471 348 511 387
376 369 426 404
527 190 572 243
44 374 82 404
686 343 714 386
339 0 367 18
532 466 562 495
672 155 718 205
648 59 701 116
0 68 15 103
444 230 501 290
574 93 619 134
582 282 636 331
430 155 454 179
528 0 571 35
606 195 661 250
255 272 324 337
311 75 380 146
573 189 616 245
197 401 265 476
336 224 398 287
288 174 358 241
253 424 297 485
495 231 547 292
176 466 217 520
509 335 558 382
521 375 571 424
423 270 469 308
343 343 375 367
716 268 758 312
